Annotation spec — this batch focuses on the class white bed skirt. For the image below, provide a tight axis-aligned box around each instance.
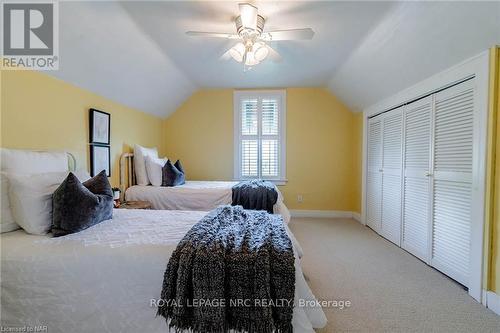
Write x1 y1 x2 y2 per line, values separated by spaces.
125 181 291 223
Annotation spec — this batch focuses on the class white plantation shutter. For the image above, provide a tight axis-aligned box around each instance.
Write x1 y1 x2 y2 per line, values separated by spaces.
261 139 279 177
262 99 279 135
234 91 286 181
240 98 259 177
241 140 258 177
261 98 280 177
241 99 258 135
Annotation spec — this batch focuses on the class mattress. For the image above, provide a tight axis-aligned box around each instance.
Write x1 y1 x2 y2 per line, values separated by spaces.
1 209 325 332
125 181 291 223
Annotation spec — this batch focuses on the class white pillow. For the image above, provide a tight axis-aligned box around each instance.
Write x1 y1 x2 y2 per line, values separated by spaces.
145 156 167 187
133 144 158 185
7 171 90 235
1 172 19 233
1 148 68 173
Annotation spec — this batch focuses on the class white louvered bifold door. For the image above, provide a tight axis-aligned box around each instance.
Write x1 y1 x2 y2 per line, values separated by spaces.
366 117 383 232
402 96 432 262
430 79 474 286
380 108 403 246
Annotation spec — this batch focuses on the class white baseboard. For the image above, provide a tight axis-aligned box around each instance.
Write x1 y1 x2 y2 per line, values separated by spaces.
290 210 362 222
486 291 500 315
351 212 361 222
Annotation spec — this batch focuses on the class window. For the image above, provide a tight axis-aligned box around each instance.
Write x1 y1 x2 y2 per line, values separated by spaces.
234 90 286 183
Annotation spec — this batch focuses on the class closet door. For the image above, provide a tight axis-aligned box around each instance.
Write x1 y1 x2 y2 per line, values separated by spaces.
380 108 403 246
402 97 432 262
366 117 383 232
431 79 474 286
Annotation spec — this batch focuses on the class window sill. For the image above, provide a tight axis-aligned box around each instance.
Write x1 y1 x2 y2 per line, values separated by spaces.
233 179 288 186
271 179 288 186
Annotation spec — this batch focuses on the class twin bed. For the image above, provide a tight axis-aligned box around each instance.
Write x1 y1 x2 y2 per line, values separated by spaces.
1 209 326 332
1 149 325 332
121 152 291 223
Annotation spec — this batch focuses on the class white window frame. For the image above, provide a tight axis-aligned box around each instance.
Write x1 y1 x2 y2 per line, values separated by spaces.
233 90 287 184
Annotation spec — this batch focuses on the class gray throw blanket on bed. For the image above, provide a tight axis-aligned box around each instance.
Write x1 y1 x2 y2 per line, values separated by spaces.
157 205 295 333
232 179 278 214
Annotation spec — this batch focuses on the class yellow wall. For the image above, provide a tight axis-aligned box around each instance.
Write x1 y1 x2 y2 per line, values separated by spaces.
161 89 234 180
487 46 500 292
163 87 363 212
0 72 363 211
0 70 163 187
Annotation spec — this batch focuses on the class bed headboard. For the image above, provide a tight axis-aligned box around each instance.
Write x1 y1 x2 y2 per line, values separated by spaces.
0 148 77 172
67 152 77 172
119 152 136 198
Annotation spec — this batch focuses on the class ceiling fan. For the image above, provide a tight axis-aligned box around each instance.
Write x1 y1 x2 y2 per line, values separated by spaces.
186 3 314 70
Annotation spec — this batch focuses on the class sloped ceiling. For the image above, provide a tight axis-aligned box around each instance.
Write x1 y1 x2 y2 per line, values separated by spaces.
327 1 500 111
48 1 500 117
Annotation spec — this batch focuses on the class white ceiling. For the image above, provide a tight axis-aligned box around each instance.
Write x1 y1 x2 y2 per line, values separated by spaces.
48 1 500 117
328 1 500 111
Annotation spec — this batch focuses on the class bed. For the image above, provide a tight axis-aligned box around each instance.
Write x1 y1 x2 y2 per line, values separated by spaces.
1 209 326 332
121 153 291 223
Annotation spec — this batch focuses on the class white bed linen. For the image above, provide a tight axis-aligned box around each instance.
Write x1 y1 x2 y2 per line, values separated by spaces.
1 209 325 333
125 181 291 224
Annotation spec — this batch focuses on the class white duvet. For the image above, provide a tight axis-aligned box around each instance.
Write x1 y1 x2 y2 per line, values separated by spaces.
125 181 292 224
1 209 325 333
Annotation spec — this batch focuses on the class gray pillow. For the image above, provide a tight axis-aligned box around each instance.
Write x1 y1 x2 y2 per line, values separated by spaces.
52 170 113 237
162 159 185 187
174 159 184 174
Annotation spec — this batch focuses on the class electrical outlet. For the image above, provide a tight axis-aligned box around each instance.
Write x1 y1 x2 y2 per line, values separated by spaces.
297 194 303 203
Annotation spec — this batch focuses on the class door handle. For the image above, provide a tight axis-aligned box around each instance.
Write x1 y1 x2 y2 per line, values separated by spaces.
379 169 383 172
425 172 433 177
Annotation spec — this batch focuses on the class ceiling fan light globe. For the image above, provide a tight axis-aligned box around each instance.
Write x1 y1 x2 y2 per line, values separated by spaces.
229 42 245 62
254 44 269 62
245 51 259 66
229 49 243 63
245 59 260 66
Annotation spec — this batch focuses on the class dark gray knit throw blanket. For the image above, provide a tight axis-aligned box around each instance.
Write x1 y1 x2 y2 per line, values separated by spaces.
232 180 278 214
157 205 295 333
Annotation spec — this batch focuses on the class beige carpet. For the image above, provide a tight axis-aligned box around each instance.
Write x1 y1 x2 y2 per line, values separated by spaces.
289 217 500 333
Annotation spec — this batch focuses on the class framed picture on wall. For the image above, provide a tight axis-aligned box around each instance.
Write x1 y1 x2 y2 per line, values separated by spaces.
89 109 110 145
90 145 111 177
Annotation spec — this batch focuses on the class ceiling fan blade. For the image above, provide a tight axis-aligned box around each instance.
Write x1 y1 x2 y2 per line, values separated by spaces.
261 28 315 41
220 49 233 61
186 31 239 39
239 3 258 29
266 45 282 62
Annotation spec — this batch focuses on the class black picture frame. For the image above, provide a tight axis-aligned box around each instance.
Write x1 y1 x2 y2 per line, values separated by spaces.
90 145 111 177
89 108 110 145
